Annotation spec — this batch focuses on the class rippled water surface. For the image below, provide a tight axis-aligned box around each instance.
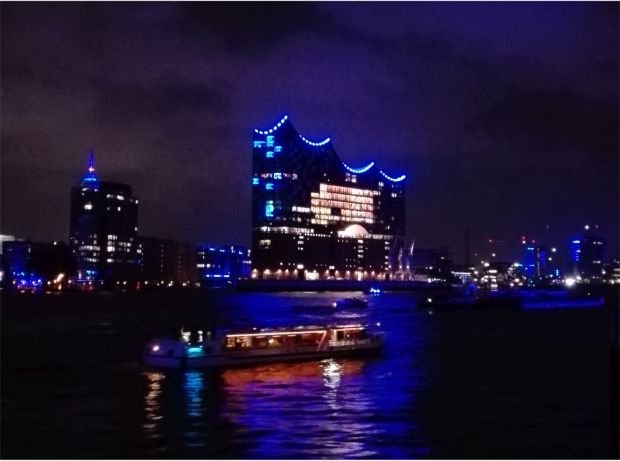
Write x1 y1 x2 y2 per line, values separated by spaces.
2 290 617 458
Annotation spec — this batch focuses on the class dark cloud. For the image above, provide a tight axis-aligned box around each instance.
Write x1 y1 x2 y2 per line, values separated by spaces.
470 86 618 159
175 2 325 52
1 2 618 262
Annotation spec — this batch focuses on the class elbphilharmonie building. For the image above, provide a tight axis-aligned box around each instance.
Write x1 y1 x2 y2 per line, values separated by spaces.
251 115 406 280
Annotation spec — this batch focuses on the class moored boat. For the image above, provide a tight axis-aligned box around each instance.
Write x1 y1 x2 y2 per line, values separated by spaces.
143 324 384 370
332 296 369 308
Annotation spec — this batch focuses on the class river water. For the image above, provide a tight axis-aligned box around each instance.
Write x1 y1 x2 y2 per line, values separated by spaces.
1 290 617 458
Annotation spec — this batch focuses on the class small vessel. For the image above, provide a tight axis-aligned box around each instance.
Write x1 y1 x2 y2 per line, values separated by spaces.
332 296 369 308
143 324 384 370
364 287 383 295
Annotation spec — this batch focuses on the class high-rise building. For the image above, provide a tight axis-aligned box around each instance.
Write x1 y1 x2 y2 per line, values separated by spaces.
251 115 406 280
523 244 548 278
570 236 605 280
69 152 139 284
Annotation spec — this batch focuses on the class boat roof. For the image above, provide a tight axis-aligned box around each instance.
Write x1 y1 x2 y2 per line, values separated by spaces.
223 324 368 337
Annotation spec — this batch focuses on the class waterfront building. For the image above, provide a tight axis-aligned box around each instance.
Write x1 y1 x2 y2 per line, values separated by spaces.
196 244 251 285
0 234 16 254
522 244 548 278
0 239 73 291
603 258 620 284
0 234 16 287
251 115 406 280
404 247 454 282
139 237 198 287
1 239 29 275
69 152 139 285
570 236 605 280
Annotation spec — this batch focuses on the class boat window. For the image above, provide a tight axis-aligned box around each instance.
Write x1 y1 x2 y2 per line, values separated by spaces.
336 331 344 341
267 335 282 348
225 336 253 349
297 332 323 346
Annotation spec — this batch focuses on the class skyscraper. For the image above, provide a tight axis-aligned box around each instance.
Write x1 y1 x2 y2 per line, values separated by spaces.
570 236 605 280
69 152 139 285
251 115 406 280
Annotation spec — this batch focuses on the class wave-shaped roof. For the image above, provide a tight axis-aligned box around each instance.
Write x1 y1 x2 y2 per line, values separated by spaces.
254 115 406 182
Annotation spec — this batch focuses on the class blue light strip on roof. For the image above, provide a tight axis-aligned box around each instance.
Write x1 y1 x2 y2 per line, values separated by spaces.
342 161 375 174
254 115 289 135
379 170 406 182
299 134 331 147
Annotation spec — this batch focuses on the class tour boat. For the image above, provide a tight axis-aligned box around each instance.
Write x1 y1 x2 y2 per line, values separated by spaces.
332 296 369 309
143 324 384 370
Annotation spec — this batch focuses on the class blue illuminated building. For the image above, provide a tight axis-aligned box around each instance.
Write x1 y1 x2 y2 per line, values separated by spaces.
69 152 139 285
196 244 251 285
1 239 30 276
251 115 406 280
522 245 548 278
1 239 73 291
570 236 605 280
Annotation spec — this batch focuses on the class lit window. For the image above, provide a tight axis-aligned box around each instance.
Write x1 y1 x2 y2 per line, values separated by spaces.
266 151 274 158
265 201 274 217
274 172 282 179
252 178 259 186
266 183 274 190
84 203 93 210
274 146 282 152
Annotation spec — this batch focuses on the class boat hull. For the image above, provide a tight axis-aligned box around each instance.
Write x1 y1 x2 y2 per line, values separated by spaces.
143 342 383 370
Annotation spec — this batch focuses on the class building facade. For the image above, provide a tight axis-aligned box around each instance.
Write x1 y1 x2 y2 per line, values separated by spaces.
139 237 199 287
251 115 406 280
69 152 139 285
197 244 251 285
570 236 605 280
0 239 73 291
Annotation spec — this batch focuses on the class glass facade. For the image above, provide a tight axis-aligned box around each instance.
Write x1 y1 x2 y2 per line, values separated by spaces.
251 115 406 280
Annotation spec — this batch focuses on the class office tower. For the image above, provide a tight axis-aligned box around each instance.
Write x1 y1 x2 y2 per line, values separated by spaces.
69 152 139 285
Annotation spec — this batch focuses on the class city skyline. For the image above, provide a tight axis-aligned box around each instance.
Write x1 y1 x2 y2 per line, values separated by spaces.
1 3 618 263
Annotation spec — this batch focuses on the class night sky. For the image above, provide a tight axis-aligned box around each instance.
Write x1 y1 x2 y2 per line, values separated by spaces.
1 2 618 263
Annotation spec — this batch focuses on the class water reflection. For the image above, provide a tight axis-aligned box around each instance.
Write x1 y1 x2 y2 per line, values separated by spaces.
143 372 165 440
318 359 379 457
183 371 205 448
217 359 383 458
